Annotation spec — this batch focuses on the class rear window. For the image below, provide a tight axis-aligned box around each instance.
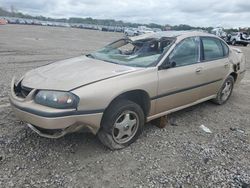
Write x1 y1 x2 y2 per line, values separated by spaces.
202 37 224 61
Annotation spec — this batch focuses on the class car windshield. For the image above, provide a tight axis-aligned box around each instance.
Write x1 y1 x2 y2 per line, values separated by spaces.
88 38 174 67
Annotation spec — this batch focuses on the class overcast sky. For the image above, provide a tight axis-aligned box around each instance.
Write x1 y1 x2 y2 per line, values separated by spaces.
1 0 250 28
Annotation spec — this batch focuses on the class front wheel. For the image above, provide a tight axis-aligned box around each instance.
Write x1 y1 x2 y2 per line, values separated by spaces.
98 99 145 150
232 39 236 45
212 75 234 105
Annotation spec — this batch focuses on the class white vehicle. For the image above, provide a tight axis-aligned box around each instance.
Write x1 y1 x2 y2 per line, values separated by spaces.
211 27 227 38
152 28 162 32
124 28 139 36
228 32 250 46
138 26 154 35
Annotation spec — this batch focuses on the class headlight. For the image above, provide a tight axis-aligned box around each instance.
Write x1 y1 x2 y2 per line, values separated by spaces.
34 90 79 109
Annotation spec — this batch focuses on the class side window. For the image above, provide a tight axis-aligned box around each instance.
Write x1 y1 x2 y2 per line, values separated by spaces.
169 37 199 67
202 37 224 61
221 41 229 56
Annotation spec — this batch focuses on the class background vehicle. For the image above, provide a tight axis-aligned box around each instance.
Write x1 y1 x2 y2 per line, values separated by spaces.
137 26 154 35
10 31 246 150
124 26 155 36
124 27 139 36
211 27 227 38
228 32 250 46
0 18 8 25
152 28 162 32
211 27 228 42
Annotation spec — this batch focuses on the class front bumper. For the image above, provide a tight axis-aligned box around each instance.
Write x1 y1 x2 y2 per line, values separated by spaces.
238 40 250 44
10 77 103 137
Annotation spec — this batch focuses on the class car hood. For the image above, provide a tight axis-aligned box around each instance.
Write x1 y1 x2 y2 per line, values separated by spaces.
21 56 141 91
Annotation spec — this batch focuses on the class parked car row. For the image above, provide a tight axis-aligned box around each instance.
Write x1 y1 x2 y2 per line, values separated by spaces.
99 25 123 32
0 16 162 35
0 16 125 33
1 17 71 27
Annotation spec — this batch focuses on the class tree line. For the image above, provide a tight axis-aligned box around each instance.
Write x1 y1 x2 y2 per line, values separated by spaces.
0 7 249 33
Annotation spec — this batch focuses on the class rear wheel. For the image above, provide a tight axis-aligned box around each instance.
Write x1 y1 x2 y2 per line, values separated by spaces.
212 75 234 105
98 99 144 150
232 39 236 45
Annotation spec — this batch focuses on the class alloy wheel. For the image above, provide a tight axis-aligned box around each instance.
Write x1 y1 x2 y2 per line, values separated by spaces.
112 110 139 144
221 81 232 102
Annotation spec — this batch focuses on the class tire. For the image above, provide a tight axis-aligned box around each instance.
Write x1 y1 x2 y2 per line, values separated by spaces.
243 43 248 47
232 39 236 46
97 99 145 150
212 75 234 105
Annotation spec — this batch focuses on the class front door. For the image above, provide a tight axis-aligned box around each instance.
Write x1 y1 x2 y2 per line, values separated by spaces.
155 37 203 114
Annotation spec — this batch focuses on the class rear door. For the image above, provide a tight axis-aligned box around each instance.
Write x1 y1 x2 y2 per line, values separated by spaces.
197 37 230 99
155 37 204 114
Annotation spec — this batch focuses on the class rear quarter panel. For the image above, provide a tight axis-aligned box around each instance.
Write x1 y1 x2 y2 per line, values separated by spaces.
229 48 246 84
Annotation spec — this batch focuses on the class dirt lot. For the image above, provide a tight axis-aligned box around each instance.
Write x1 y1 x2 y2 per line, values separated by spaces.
0 25 249 188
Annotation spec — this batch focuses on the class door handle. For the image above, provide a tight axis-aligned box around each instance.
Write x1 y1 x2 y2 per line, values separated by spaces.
195 67 203 73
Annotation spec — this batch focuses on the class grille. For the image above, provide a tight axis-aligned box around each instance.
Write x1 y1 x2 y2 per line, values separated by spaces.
14 82 33 98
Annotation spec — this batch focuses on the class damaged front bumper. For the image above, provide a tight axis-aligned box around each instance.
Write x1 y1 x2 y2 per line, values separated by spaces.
9 77 103 138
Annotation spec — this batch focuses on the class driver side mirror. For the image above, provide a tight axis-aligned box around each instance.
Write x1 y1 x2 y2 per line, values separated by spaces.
160 58 176 70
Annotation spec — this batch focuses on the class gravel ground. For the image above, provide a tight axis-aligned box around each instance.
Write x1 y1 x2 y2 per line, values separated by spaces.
0 25 249 188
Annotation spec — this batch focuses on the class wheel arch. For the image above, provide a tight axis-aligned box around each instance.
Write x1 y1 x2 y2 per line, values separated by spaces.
230 72 238 82
103 89 151 119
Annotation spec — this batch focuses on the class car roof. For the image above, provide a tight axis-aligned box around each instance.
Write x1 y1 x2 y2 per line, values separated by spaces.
129 31 215 41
